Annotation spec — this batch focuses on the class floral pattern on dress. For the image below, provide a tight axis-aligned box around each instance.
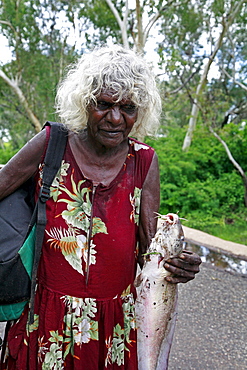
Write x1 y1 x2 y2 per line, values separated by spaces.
121 285 136 344
62 296 98 356
105 324 125 367
46 227 97 275
39 297 99 369
105 286 136 367
129 140 150 151
57 173 107 234
130 187 142 224
42 331 64 370
45 168 108 274
39 160 70 202
26 313 39 335
50 160 70 201
2 139 155 369
38 336 49 363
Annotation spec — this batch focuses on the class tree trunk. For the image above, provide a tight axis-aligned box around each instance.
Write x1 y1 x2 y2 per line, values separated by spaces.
105 0 129 49
135 0 144 54
105 0 171 54
182 0 246 151
0 69 42 132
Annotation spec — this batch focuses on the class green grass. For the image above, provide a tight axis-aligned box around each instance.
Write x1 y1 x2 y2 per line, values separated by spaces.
181 210 247 246
184 217 247 245
204 223 247 245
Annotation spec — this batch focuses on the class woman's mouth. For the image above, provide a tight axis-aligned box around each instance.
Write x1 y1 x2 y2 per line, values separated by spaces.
100 130 122 137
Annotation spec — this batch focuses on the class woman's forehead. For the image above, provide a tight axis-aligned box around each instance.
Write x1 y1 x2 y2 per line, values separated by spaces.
96 88 133 103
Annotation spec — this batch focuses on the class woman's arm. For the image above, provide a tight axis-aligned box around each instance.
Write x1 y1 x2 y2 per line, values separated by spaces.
138 152 160 267
138 151 201 281
0 129 47 199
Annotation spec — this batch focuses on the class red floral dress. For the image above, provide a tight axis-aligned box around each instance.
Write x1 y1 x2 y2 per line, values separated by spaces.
2 133 155 370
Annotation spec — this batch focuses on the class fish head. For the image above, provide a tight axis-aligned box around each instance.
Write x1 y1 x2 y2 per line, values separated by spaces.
154 213 184 258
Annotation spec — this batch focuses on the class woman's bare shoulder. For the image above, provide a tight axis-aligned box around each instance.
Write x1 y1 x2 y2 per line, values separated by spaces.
0 130 47 199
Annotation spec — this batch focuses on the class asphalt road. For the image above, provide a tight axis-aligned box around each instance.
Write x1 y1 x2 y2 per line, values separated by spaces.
1 263 247 369
168 263 247 370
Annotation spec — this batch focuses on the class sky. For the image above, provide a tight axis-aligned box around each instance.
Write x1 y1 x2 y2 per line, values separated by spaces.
0 6 219 79
0 20 163 75
0 34 12 64
0 0 162 68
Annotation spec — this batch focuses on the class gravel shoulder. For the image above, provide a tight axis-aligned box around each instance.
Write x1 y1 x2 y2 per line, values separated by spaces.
168 263 247 370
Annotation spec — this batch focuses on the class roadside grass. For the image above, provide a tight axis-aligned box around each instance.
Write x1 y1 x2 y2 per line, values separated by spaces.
204 223 247 246
184 214 247 246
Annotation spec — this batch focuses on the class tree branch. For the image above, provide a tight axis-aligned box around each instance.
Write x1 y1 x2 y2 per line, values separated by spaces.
0 69 42 132
222 68 247 92
168 63 202 95
209 127 247 206
143 0 177 45
105 0 129 49
1 90 29 119
0 20 16 34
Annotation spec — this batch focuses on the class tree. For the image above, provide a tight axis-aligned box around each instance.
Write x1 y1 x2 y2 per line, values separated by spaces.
0 0 77 145
79 0 178 54
97 1 247 151
0 0 247 152
0 68 41 132
182 0 247 151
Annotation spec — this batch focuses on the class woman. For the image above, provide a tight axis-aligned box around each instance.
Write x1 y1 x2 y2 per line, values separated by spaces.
0 45 201 369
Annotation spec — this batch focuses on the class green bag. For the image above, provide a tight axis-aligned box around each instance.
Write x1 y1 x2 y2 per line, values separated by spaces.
0 122 67 323
0 226 36 321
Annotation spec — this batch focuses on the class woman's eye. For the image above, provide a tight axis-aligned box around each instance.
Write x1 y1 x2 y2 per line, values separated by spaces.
96 101 111 110
95 101 137 114
121 104 137 113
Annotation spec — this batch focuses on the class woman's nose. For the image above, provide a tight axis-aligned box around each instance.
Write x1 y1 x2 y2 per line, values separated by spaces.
107 106 122 124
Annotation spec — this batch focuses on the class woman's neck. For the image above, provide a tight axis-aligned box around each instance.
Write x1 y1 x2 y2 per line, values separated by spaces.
68 130 129 186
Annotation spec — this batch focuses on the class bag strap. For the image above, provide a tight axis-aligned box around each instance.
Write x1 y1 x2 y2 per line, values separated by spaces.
29 121 68 324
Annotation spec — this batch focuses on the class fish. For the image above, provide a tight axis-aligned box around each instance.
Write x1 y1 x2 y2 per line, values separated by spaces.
135 213 184 370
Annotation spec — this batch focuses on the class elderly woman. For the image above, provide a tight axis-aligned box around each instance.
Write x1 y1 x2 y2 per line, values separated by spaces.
0 45 200 369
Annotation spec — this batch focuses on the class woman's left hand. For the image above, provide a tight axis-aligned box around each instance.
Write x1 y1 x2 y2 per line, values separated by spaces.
164 250 202 284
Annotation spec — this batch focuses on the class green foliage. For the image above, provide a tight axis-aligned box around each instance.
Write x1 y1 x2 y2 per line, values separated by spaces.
203 211 247 245
0 142 19 164
0 0 78 146
78 0 125 46
145 123 247 243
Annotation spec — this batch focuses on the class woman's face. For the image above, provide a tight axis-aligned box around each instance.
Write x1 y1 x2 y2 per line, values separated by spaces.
87 89 138 149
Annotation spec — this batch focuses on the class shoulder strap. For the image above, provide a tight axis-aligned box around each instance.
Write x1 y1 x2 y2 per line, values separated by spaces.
29 121 68 324
40 122 68 202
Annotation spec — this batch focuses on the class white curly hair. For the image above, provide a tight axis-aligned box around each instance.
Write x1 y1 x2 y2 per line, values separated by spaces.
55 45 162 139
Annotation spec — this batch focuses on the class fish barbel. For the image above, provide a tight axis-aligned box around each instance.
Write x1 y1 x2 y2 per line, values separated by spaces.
135 213 184 370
